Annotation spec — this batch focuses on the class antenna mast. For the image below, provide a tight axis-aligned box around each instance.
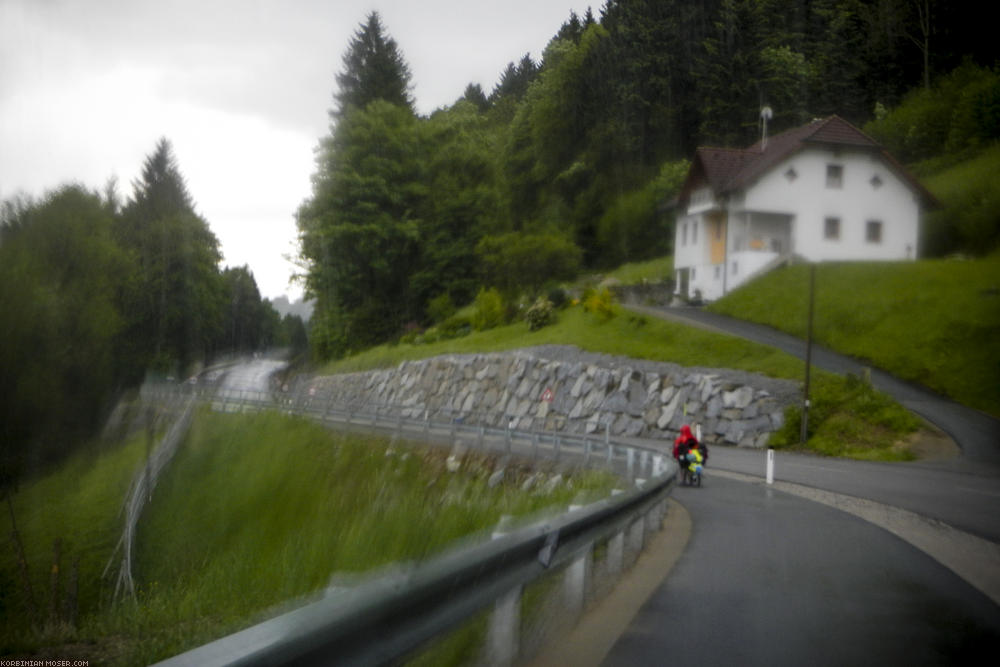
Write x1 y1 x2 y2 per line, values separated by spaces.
760 106 773 151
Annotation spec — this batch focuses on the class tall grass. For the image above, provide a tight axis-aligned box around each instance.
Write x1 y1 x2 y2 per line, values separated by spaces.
708 257 1000 416
1 435 147 655
4 410 617 664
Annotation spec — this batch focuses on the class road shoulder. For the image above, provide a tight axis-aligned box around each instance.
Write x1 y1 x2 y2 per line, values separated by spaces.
712 468 1000 606
526 498 691 667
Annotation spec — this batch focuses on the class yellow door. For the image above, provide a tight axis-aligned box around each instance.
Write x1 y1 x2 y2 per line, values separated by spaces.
709 212 727 265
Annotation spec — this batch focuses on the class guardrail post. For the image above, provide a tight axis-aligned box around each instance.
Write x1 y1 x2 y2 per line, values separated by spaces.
505 417 512 456
628 516 646 565
564 544 591 620
652 454 666 477
607 531 625 578
532 432 539 461
626 447 634 481
488 517 520 667
606 441 613 469
564 504 592 621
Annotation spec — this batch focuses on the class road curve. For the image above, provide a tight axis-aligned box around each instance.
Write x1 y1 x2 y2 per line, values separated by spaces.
628 305 1000 465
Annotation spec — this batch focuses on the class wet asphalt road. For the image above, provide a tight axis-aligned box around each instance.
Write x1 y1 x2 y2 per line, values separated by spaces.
215 357 286 396
602 305 1000 665
604 477 1000 667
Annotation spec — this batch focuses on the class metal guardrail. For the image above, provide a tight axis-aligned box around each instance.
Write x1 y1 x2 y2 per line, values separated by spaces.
141 381 678 666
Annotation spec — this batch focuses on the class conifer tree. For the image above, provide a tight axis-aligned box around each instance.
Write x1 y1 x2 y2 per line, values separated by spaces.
118 138 224 375
298 13 422 358
334 11 414 117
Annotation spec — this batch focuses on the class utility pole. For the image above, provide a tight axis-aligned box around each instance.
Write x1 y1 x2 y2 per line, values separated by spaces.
800 264 816 444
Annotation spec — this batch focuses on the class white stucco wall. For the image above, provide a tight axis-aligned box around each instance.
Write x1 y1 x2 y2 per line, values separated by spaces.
744 147 920 261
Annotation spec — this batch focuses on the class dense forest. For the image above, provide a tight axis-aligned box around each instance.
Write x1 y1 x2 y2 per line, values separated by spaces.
297 0 997 359
0 140 308 485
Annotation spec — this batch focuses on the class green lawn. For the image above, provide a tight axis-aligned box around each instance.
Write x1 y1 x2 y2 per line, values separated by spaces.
3 410 617 665
708 256 1000 417
600 254 674 285
321 302 802 380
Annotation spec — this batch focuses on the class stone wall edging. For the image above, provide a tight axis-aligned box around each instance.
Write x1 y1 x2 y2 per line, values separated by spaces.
303 346 799 448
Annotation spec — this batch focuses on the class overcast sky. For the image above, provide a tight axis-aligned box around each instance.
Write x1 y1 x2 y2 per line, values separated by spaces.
0 0 596 300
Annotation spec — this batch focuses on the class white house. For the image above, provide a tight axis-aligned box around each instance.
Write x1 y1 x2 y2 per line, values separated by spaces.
672 115 936 301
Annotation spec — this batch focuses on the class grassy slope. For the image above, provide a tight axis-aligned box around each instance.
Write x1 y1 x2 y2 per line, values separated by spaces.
1 435 146 655
4 410 616 665
601 255 674 284
322 303 803 380
707 257 1000 417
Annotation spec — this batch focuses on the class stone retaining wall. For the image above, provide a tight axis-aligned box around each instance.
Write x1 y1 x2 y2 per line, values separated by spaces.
303 347 799 448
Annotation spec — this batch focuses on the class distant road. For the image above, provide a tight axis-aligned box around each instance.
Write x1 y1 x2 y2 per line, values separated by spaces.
629 304 1000 465
216 357 286 395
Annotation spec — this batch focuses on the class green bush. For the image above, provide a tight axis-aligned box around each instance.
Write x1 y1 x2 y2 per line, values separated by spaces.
922 144 1000 256
768 373 922 459
546 286 569 309
865 62 1000 164
427 293 456 324
472 288 506 331
439 314 473 339
582 287 616 322
524 297 557 331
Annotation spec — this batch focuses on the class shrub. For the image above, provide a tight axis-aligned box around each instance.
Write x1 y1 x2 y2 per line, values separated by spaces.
426 293 456 324
524 297 557 331
546 286 569 309
439 314 473 339
472 288 506 331
768 373 921 458
582 287 616 322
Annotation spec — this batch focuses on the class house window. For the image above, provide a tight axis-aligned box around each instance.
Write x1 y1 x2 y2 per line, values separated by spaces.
866 220 883 243
691 267 696 280
824 217 841 240
826 164 843 188
681 223 687 246
714 265 721 279
732 261 738 276
870 174 883 189
692 221 698 244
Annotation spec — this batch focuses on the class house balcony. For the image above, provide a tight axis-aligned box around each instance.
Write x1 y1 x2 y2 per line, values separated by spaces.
686 187 719 214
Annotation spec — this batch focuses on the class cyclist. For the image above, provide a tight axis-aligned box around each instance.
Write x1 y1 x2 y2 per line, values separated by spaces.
673 424 708 481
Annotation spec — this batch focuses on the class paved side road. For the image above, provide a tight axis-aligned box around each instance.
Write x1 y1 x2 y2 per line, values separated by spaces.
629 305 1000 465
